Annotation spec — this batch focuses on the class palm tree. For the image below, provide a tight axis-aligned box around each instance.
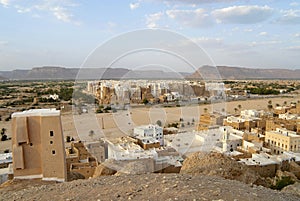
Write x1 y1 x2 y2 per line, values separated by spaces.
238 104 242 110
268 100 272 105
89 130 95 139
1 128 6 135
234 108 238 114
268 104 273 111
156 120 162 127
1 128 7 141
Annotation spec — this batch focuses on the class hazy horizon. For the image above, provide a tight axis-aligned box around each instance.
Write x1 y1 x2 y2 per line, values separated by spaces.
1 65 300 73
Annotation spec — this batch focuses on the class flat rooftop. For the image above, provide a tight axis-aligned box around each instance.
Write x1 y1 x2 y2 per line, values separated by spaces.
12 109 60 117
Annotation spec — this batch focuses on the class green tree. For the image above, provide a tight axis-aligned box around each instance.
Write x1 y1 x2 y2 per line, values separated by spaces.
1 128 6 135
1 128 7 141
142 98 149 105
268 104 273 111
271 176 295 190
156 120 162 127
234 108 238 114
66 136 71 143
89 130 95 138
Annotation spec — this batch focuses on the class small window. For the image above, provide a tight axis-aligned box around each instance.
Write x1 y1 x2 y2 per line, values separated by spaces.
50 131 54 137
30 143 33 146
52 150 56 155
50 141 53 144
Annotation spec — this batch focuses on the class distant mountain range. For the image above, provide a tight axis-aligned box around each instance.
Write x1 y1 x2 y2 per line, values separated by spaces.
0 66 299 80
0 66 189 80
188 65 300 80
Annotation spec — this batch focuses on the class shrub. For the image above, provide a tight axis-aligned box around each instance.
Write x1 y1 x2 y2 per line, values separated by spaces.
1 134 8 141
271 176 295 190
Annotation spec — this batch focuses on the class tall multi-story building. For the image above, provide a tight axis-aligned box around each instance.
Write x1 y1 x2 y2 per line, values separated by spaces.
12 109 67 182
265 128 300 154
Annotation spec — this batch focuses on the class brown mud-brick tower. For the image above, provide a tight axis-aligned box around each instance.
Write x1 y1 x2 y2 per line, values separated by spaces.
12 109 67 182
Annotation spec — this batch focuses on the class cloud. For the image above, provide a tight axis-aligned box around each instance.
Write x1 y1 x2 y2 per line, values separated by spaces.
285 46 300 51
146 12 164 28
295 33 300 38
212 5 273 24
192 37 224 48
158 0 239 4
0 0 10 7
244 28 253 32
290 2 299 7
15 5 32 13
259 31 268 36
51 6 73 23
166 8 213 27
130 2 140 10
4 0 80 24
276 9 300 24
0 41 8 46
250 40 281 47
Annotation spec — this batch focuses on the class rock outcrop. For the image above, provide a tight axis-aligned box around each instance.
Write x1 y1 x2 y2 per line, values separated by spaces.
180 152 267 186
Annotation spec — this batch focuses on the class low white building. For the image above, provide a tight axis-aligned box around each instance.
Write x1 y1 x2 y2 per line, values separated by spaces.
49 93 59 100
134 124 164 145
164 92 182 102
106 140 158 161
240 109 260 118
0 152 12 168
278 113 298 120
164 126 243 155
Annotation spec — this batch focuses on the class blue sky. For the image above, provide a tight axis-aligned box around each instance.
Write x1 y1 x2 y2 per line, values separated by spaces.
0 0 300 71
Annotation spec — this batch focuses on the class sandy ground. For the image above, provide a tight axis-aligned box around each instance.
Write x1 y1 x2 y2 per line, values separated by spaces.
63 95 300 142
0 95 299 153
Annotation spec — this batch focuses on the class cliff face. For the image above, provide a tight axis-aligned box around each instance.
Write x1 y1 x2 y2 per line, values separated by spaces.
188 66 300 80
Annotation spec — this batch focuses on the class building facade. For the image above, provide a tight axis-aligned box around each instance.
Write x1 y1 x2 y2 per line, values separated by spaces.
134 124 164 146
265 128 300 154
12 109 67 182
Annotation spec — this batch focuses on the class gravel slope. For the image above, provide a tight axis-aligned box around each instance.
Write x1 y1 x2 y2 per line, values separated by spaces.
0 174 299 201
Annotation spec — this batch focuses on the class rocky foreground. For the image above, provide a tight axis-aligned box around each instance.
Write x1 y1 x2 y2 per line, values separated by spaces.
0 173 299 201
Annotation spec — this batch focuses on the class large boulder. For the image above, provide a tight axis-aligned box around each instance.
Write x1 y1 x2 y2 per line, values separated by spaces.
282 182 300 196
180 152 266 186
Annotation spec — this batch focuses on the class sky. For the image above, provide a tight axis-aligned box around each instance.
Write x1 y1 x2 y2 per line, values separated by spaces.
0 0 300 72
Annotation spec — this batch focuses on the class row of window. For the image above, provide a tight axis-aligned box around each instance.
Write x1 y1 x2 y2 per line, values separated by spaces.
50 131 55 155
